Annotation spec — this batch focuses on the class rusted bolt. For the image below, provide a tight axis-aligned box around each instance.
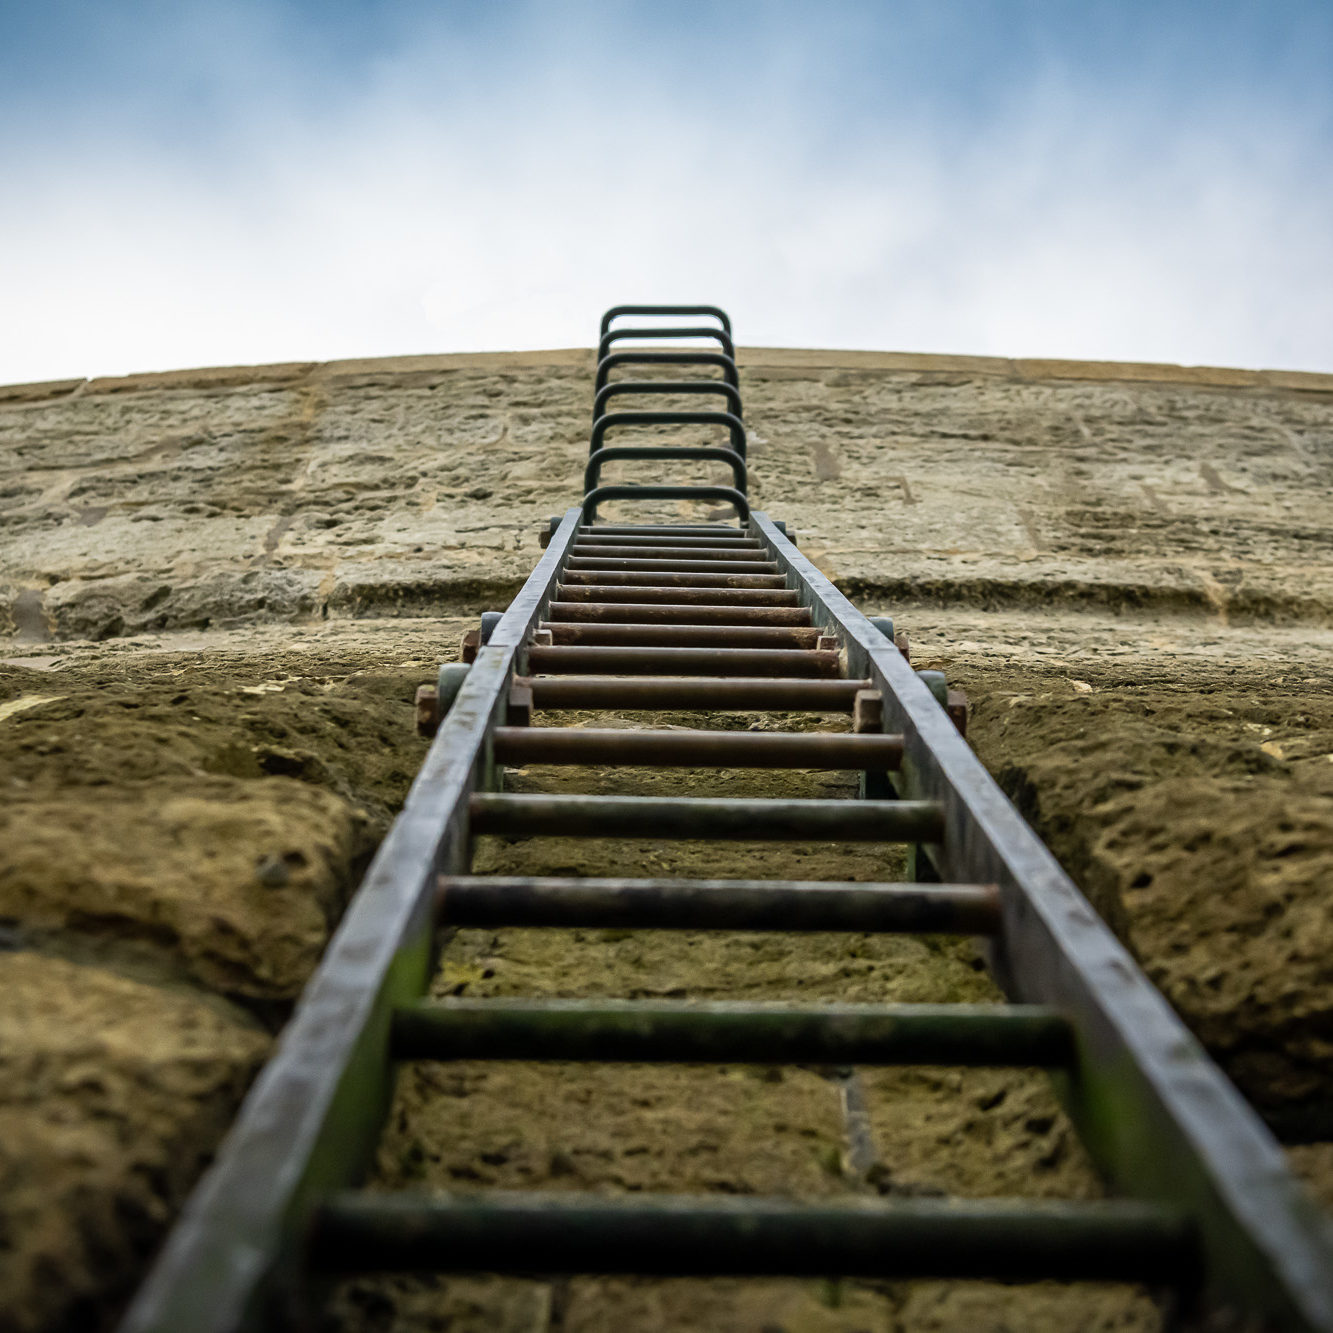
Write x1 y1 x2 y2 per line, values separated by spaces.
852 688 884 734
415 685 439 738
816 634 840 653
531 628 554 647
461 629 481 663
947 688 970 739
437 663 472 722
894 630 910 663
917 670 947 707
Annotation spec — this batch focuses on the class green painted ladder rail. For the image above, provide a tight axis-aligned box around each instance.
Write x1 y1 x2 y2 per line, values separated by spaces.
120 308 1333 1331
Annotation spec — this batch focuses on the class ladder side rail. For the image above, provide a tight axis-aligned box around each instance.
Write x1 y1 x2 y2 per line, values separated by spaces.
747 510 1333 1331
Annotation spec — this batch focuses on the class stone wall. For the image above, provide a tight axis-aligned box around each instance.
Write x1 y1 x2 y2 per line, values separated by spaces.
1 348 1330 1330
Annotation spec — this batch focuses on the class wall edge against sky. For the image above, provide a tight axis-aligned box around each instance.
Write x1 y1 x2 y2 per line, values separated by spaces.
2 348 1332 405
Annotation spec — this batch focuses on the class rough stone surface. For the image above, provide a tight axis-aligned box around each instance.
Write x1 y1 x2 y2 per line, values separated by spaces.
927 658 1333 1137
0 348 1330 1330
0 640 438 1330
3 350 1331 642
0 952 267 1333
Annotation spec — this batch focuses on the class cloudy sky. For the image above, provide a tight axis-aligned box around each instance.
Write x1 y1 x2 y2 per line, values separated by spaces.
2 1 1331 382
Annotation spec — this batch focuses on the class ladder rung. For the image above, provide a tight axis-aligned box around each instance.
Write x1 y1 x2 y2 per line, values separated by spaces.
576 534 760 549
561 571 788 588
469 794 944 842
545 601 812 626
555 585 799 604
524 646 841 677
541 622 821 649
491 726 902 769
389 999 1074 1066
436 875 1001 933
565 557 779 574
514 675 868 711
583 523 742 535
571 544 765 562
311 1192 1195 1282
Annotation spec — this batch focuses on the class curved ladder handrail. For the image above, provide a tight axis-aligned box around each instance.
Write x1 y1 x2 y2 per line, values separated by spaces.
599 305 732 338
597 326 735 362
595 351 739 393
593 379 742 423
582 483 749 522
590 410 746 460
584 445 748 494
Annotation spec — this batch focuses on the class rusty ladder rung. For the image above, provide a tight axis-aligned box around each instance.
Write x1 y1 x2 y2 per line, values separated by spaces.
545 600 813 625
565 556 780 574
512 675 869 711
524 645 842 676
561 570 789 588
388 998 1074 1066
570 543 767 561
576 533 762 549
310 1192 1195 1283
540 622 822 649
469 793 945 842
584 523 742 535
555 584 799 604
491 725 902 768
436 875 1000 933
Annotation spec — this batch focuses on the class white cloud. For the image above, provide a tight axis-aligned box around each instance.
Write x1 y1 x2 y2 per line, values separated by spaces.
1 11 1330 382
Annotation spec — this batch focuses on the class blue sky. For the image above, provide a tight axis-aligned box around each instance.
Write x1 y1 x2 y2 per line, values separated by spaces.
1 1 1330 381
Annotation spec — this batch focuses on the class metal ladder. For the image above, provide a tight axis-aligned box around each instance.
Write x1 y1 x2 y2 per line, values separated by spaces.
122 307 1333 1331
